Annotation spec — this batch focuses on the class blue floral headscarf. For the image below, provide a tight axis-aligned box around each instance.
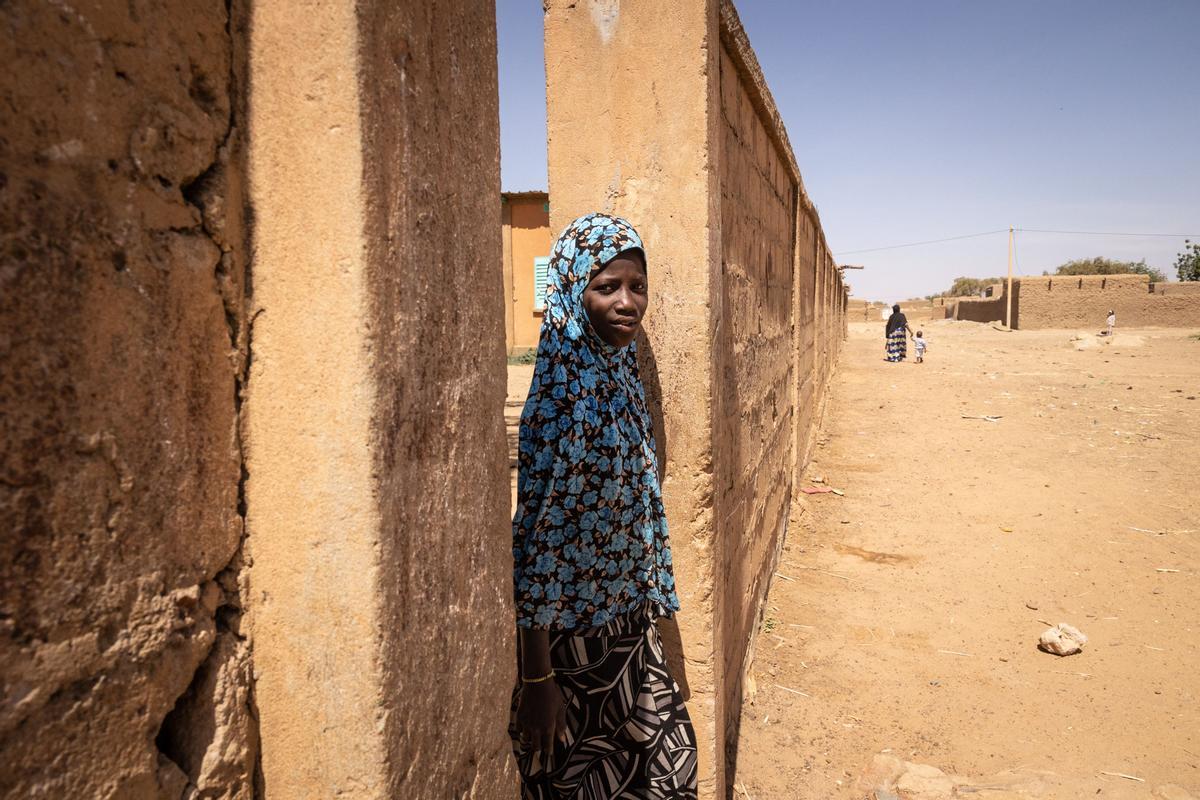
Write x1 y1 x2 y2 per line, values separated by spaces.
512 213 680 631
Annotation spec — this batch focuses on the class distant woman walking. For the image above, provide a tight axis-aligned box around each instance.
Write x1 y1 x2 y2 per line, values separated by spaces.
509 213 697 799
885 304 913 362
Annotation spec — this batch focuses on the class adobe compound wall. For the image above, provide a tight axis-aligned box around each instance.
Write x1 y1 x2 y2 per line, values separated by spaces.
2 1 514 798
1 2 254 796
1016 274 1200 329
947 274 1200 329
545 1 847 794
953 295 1007 324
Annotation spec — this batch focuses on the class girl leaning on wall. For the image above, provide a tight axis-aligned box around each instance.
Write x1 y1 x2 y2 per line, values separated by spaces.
508 213 698 799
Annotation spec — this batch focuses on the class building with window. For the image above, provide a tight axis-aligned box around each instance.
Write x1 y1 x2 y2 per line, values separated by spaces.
501 191 553 354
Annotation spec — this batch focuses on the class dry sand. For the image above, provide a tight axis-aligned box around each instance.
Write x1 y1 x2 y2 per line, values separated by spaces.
735 321 1199 799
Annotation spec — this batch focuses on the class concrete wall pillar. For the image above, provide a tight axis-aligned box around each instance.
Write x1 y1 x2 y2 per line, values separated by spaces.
545 0 722 792
245 1 514 797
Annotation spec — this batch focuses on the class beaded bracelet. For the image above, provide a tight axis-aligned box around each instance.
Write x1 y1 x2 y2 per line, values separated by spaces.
520 669 556 684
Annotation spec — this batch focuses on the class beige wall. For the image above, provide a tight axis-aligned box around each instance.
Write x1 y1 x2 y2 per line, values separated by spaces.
545 1 846 794
1015 274 1200 329
0 1 254 797
502 193 553 353
950 274 1200 329
794 211 819 470
245 2 514 798
545 0 722 791
713 34 797 772
953 295 1007 324
1153 281 1200 296
2 0 516 797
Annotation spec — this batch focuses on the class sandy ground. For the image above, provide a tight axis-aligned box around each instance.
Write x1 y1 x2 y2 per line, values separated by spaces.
735 321 1200 799
505 320 1200 799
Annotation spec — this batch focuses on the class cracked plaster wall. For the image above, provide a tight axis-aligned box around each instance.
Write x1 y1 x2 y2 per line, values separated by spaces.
0 1 255 797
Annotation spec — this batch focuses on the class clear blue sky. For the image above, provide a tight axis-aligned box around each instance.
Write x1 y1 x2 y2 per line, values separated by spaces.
497 1 1200 301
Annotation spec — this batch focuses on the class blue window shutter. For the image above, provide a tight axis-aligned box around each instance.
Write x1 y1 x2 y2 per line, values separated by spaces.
534 257 550 310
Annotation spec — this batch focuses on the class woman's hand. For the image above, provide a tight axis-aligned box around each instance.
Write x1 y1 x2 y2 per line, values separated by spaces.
516 627 568 754
516 679 568 754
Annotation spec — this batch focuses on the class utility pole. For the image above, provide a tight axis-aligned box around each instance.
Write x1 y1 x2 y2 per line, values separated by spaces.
1005 226 1014 329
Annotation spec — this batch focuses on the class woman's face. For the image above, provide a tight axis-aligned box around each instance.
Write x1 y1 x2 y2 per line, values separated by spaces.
582 252 648 348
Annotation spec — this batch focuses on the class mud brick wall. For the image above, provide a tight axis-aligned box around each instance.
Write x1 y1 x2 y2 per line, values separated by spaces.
1 2 255 797
1015 274 1200 329
793 212 819 472
1152 281 1200 296
950 275 1200 329
713 37 797 775
546 1 846 793
954 295 1007 324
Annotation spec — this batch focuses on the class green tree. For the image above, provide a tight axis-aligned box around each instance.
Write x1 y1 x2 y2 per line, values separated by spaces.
947 276 1004 296
1053 256 1166 283
1175 239 1200 282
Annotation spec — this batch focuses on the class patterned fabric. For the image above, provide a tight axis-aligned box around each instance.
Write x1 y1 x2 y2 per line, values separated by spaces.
886 328 907 361
509 603 698 799
512 213 680 631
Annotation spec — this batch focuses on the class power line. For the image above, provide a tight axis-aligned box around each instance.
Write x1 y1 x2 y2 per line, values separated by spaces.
834 226 1198 256
1016 228 1198 238
833 229 1008 256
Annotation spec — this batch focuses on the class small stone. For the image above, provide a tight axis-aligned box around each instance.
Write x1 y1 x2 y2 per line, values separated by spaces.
1038 623 1088 656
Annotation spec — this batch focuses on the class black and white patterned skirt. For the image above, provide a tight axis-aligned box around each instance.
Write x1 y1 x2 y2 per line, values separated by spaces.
509 603 698 799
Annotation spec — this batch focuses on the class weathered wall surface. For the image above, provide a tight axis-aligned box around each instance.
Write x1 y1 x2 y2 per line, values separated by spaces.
949 275 1200 329
1016 274 1200 329
245 2 514 799
793 212 819 483
502 192 552 353
1152 281 1200 296
357 2 516 796
545 1 845 794
1 1 255 797
954 295 1007 324
545 0 722 791
900 299 946 322
714 34 796 774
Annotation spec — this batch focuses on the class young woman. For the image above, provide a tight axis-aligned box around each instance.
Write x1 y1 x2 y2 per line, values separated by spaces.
509 213 697 798
885 303 913 362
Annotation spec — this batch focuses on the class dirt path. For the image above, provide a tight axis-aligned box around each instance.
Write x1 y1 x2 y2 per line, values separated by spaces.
734 321 1200 799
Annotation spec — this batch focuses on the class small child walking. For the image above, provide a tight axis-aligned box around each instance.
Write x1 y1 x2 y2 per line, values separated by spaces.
913 330 928 363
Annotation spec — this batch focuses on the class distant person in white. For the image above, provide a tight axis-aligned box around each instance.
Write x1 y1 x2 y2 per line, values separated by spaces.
913 330 927 363
1106 309 1116 337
